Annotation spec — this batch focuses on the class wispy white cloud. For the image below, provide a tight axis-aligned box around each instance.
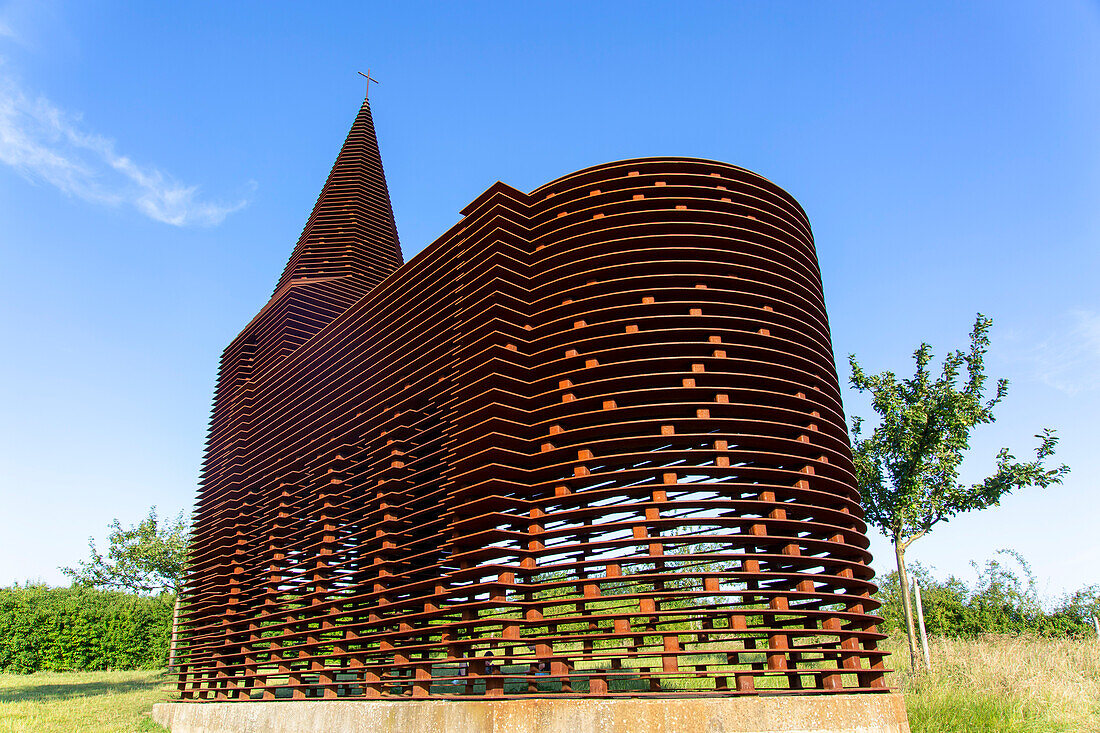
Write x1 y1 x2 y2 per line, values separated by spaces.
1023 309 1100 394
0 67 249 226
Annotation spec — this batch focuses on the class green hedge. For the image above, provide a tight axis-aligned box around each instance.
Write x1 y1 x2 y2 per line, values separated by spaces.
0 585 174 673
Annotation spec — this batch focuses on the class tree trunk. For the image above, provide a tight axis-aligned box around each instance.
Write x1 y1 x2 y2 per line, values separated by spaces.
168 593 181 670
894 540 920 670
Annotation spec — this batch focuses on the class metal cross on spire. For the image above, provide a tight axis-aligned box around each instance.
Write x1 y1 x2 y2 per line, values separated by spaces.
358 70 380 99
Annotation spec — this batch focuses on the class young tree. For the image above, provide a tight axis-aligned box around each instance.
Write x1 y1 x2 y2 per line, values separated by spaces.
61 506 188 593
848 314 1068 668
61 507 190 668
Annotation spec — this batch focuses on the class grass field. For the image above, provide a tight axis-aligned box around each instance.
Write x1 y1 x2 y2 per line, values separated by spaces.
885 634 1100 732
0 669 169 733
0 635 1097 731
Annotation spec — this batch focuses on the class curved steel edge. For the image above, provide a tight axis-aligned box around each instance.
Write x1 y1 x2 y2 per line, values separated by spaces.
176 127 892 702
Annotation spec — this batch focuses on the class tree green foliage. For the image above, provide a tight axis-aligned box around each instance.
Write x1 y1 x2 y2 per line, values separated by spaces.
0 585 174 673
60 507 188 594
849 315 1069 549
848 314 1069 665
875 550 1099 638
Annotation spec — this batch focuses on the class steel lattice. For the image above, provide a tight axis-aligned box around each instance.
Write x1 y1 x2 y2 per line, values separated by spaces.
175 98 890 700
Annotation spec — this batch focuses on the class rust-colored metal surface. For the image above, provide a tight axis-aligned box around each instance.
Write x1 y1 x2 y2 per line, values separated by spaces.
175 96 890 700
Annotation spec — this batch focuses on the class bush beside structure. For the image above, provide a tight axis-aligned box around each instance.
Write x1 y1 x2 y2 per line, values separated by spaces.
0 585 173 672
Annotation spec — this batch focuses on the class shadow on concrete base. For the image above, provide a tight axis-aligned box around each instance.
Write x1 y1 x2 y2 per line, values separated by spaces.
153 693 910 732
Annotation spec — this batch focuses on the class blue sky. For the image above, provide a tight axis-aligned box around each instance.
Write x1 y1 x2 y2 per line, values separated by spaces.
1 1 1097 599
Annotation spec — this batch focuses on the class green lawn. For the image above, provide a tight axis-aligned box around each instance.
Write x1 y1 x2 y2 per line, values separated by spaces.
0 670 170 733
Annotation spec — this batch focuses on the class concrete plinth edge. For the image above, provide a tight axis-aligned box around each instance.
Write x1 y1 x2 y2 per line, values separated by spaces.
152 693 910 733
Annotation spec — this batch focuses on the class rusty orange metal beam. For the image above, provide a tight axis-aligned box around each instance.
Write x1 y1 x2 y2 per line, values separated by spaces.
174 97 890 700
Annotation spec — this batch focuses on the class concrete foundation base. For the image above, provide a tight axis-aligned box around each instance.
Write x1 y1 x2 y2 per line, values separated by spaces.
152 693 910 733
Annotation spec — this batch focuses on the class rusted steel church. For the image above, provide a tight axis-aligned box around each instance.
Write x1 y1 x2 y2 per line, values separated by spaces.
175 94 890 701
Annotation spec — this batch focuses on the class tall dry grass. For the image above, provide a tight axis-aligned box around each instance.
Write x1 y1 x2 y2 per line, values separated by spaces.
887 634 1100 732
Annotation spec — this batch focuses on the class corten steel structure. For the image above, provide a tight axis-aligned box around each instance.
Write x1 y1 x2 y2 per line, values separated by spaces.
176 96 890 702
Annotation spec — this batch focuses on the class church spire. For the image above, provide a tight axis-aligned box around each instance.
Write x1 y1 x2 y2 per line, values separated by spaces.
275 96 403 295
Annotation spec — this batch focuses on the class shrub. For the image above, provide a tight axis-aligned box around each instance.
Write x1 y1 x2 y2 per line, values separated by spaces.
875 550 1100 637
0 584 173 673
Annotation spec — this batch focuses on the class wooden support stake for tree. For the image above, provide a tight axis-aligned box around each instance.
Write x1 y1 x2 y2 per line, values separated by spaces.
913 580 931 672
